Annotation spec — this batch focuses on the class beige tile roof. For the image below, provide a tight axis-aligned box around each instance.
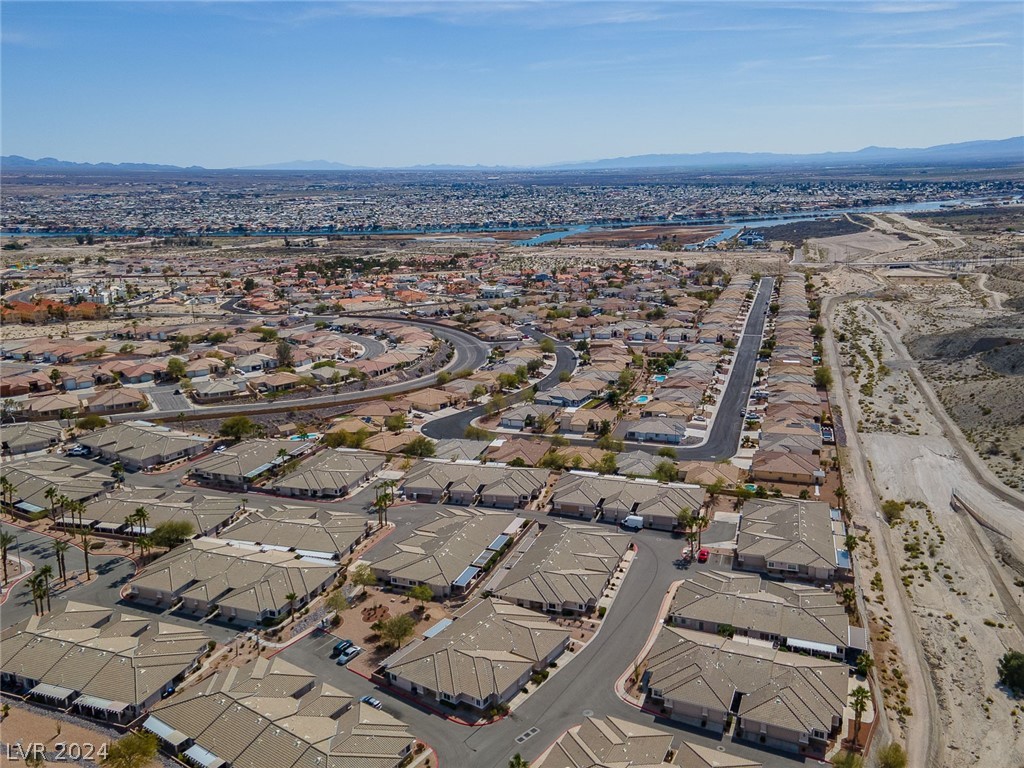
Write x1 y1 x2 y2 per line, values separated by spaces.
272 450 385 495
737 499 838 571
152 658 414 768
130 538 337 616
1 601 210 707
220 505 368 558
536 716 677 768
385 599 568 702
84 488 238 536
675 741 762 768
668 571 851 650
496 522 630 609
191 439 316 480
644 626 848 735
78 420 211 466
369 507 517 591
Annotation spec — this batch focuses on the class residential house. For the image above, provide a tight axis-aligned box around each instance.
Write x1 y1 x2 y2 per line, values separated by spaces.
644 626 848 756
189 439 316 489
383 599 569 711
147 657 416 768
618 417 689 445
77 421 212 471
1 602 210 724
127 538 338 624
401 461 549 509
495 522 629 614
1 421 63 455
271 450 385 498
736 499 848 582
667 571 865 660
369 508 522 597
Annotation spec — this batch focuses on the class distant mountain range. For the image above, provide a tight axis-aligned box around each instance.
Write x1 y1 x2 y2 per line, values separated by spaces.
547 137 1024 170
0 155 206 172
3 137 1021 173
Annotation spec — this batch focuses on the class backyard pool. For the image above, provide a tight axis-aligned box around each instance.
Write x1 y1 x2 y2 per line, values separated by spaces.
634 395 651 404
652 375 667 383
289 433 321 441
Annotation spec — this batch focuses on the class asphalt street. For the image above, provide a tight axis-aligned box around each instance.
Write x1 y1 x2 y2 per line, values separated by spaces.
421 341 577 441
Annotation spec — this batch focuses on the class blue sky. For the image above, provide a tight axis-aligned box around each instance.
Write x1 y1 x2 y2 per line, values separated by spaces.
2 1 1021 167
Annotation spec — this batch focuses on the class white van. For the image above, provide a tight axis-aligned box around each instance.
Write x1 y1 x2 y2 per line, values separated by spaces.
622 515 644 531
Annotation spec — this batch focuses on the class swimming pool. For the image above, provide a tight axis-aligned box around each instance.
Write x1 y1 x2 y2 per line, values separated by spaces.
289 433 321 441
652 375 667 383
634 395 651 404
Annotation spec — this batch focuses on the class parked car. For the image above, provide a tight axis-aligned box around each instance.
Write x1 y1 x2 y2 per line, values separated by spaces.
337 645 362 665
360 695 383 710
66 445 90 457
331 639 354 658
697 548 710 563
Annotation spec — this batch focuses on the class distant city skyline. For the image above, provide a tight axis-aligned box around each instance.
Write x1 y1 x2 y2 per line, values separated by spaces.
2 1 1022 168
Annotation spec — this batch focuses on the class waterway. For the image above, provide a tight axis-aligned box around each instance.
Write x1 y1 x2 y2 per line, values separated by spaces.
3 197 1009 241
511 198 993 246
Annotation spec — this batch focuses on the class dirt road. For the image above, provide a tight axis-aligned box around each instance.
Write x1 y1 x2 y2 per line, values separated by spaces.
822 291 943 768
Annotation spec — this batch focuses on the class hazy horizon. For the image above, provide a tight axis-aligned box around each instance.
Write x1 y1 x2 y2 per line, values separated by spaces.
3 1 1022 168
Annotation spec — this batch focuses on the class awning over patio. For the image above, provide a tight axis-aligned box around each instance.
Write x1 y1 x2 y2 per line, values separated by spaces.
29 682 77 702
183 744 227 768
142 715 190 747
75 694 130 715
786 638 839 656
453 566 480 589
487 534 511 551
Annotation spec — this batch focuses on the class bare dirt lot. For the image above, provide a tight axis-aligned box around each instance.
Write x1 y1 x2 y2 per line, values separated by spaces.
561 224 723 246
825 274 1024 767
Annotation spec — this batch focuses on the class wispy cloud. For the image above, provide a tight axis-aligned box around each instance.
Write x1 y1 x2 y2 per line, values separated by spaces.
861 40 1008 49
863 2 958 14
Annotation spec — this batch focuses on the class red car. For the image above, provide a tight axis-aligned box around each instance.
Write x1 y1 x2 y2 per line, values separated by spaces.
697 548 710 563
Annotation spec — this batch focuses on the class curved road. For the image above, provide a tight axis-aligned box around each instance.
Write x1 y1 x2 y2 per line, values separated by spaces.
110 320 490 422
424 276 774 462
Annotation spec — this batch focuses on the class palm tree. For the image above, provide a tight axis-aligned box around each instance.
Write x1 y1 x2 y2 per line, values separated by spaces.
28 573 46 616
111 461 125 486
138 535 153 563
38 564 53 612
0 530 14 583
57 494 71 525
675 507 694 556
134 506 150 541
509 754 530 768
73 501 92 580
285 592 298 622
851 685 870 743
375 480 396 526
693 514 710 550
0 475 14 514
54 539 70 584
44 485 58 523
